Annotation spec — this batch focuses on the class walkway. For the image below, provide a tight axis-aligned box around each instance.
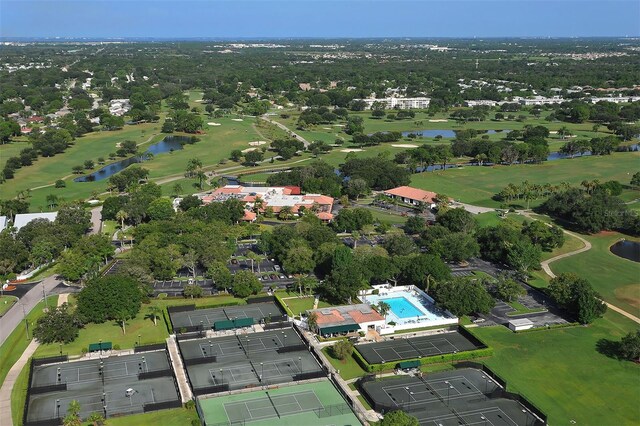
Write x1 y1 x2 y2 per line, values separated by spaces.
522 211 640 325
166 335 193 403
89 205 102 235
260 115 310 148
0 294 68 426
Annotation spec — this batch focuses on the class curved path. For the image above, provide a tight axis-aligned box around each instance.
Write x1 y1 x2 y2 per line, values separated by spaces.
260 115 310 148
522 211 640 324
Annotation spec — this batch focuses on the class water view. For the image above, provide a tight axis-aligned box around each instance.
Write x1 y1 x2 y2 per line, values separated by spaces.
610 240 640 263
74 136 191 182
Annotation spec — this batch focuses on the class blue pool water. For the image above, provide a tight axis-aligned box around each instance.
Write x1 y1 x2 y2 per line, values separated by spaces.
384 297 424 319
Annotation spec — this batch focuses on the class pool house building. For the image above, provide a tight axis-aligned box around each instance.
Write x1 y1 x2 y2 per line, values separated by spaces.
307 304 385 337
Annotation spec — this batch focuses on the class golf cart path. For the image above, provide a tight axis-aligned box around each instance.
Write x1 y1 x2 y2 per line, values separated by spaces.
0 293 68 426
523 212 640 324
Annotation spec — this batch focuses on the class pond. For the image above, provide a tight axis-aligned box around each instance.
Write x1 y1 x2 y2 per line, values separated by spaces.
610 240 640 263
74 136 191 182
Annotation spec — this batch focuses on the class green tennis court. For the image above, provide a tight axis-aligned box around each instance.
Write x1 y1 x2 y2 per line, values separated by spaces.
198 379 360 426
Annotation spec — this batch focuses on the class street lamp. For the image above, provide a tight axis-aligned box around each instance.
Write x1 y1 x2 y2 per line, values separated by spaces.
220 368 224 386
298 356 302 373
522 409 529 426
260 362 264 385
481 375 489 399
56 399 60 418
137 334 141 347
59 344 63 357
142 356 146 373
57 367 61 383
481 416 487 426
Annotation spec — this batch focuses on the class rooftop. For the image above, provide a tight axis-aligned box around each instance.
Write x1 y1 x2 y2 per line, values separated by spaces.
309 304 384 328
13 212 58 231
384 186 437 203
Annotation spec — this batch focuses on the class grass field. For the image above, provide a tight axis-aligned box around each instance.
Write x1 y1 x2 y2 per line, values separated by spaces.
35 294 243 357
547 231 640 315
281 295 331 315
0 295 18 316
321 346 368 380
410 151 640 208
471 311 640 425
89 407 199 426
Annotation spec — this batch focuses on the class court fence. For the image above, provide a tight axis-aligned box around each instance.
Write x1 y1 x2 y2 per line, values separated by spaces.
143 399 183 413
24 419 62 426
183 355 217 366
193 384 231 396
276 344 307 353
135 343 167 353
30 383 67 394
23 357 36 426
263 320 289 330
32 355 69 366
138 368 173 380
246 295 275 304
167 304 196 313
315 402 352 418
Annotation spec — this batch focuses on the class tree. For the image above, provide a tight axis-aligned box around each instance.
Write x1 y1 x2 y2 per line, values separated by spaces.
231 270 262 298
506 239 541 278
619 330 640 362
437 208 476 233
183 284 204 299
76 275 142 324
208 261 233 291
344 178 370 200
631 172 640 187
33 303 82 344
403 216 426 235
492 274 526 302
332 340 354 360
433 277 495 316
548 273 606 324
172 182 184 197
397 254 450 288
63 400 82 426
380 410 419 426
147 305 162 326
114 308 132 334
376 301 391 321
246 250 261 273
116 209 128 230
147 198 175 221
432 232 480 262
282 243 315 275
307 312 318 331
383 234 417 256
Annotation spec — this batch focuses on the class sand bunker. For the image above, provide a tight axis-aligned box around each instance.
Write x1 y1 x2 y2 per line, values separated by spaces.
391 144 418 148
241 147 258 153
429 119 448 122
549 131 558 134
208 122 222 126
231 118 244 122
340 148 364 153
248 141 267 146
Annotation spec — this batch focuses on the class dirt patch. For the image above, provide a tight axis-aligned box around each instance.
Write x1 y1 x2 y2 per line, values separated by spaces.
614 284 640 309
241 147 258 153
207 122 222 126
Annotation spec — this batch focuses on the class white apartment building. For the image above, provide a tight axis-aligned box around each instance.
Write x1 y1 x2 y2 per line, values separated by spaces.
355 97 431 110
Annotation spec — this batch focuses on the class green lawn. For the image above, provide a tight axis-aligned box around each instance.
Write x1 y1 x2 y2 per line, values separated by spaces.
11 357 32 426
321 346 368 380
281 295 331 316
101 220 117 238
0 295 18 316
90 407 199 426
35 294 243 357
410 152 640 208
0 296 58 388
548 231 640 315
471 312 640 425
504 300 546 316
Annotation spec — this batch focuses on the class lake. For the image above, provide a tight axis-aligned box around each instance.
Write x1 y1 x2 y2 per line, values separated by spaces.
74 136 190 182
610 240 640 263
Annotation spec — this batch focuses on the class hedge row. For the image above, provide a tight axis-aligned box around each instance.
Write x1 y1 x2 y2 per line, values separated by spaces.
353 346 495 373
274 292 295 317
515 322 580 333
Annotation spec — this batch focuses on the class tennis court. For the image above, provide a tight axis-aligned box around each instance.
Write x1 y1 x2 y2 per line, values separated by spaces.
360 368 540 426
169 301 284 331
25 351 181 425
198 379 360 426
356 330 483 364
178 326 325 394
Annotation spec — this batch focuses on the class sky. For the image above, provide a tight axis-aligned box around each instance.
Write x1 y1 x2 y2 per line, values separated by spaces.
1 0 639 39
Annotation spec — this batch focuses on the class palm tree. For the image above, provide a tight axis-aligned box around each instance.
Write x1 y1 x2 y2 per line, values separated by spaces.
253 196 264 214
116 209 128 231
114 310 130 334
558 126 570 140
46 194 58 210
196 170 207 190
148 305 162 326
278 206 294 220
172 183 183 197
376 301 391 322
246 251 261 273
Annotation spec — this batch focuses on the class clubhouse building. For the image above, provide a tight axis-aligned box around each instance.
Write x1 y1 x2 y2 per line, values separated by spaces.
201 185 334 222
383 186 438 209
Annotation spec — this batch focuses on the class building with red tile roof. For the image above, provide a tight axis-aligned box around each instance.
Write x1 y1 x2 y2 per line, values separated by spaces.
202 185 334 222
307 304 385 336
383 186 438 208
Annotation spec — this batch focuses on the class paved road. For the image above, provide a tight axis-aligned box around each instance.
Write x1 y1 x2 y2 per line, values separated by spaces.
0 294 68 426
89 205 102 235
0 276 63 345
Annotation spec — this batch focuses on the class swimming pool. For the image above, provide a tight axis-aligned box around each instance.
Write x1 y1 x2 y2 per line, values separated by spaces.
384 297 424 319
361 286 458 332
